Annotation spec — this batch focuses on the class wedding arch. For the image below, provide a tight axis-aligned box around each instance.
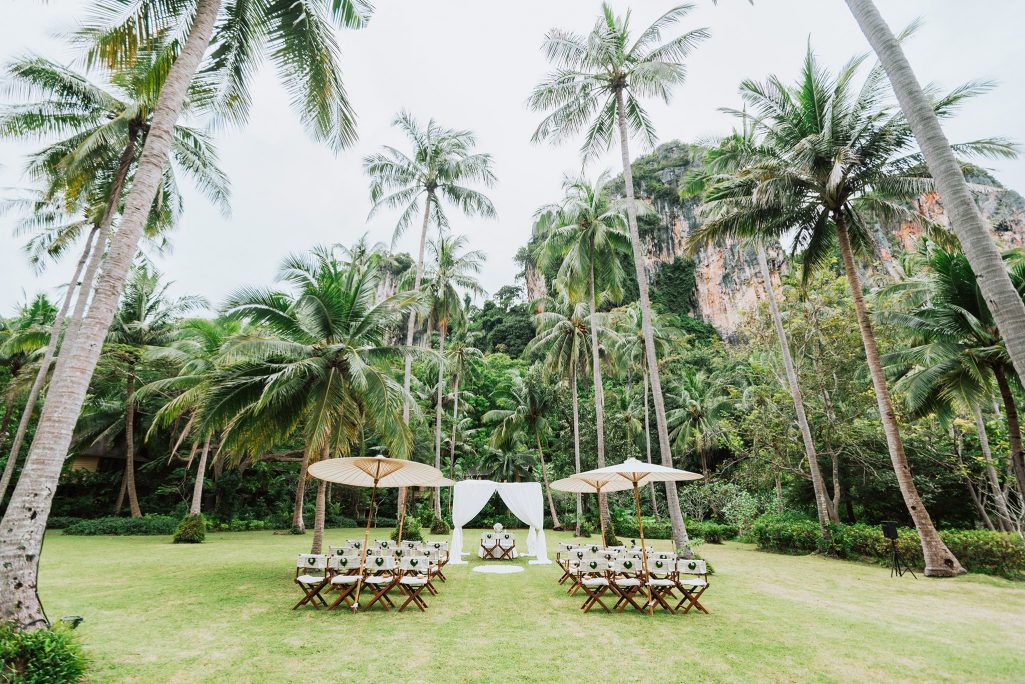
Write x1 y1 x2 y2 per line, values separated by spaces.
448 480 550 564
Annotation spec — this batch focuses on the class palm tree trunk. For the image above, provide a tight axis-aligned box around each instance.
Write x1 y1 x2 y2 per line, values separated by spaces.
846 0 1025 385
587 264 611 538
971 404 1015 532
399 191 434 519
113 467 127 514
188 435 211 516
0 0 223 629
124 371 142 518
433 321 446 520
835 214 964 576
757 245 832 538
570 368 582 537
310 479 327 554
642 365 659 519
614 88 690 554
0 226 99 508
292 446 311 533
993 365 1025 495
535 430 561 529
448 369 460 516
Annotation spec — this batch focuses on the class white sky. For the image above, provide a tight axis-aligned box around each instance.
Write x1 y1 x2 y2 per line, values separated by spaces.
2 1 1023 314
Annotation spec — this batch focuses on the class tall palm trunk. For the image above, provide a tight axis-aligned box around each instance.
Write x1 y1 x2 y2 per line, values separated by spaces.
570 367 582 537
587 264 610 538
399 192 434 519
993 365 1025 495
0 0 222 630
971 404 1016 532
188 435 211 516
0 227 99 508
310 479 327 554
846 0 1025 384
835 215 964 576
642 365 659 518
614 88 690 554
448 369 460 516
433 321 446 519
535 431 561 529
123 371 142 517
757 245 832 538
292 446 312 533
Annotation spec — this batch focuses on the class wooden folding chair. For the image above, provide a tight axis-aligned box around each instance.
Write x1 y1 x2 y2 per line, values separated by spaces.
566 547 594 595
577 558 612 613
480 532 500 559
362 555 399 611
674 559 710 614
556 543 580 585
397 556 431 612
426 541 449 581
293 554 330 610
644 555 677 614
610 557 646 613
326 555 360 610
497 533 516 560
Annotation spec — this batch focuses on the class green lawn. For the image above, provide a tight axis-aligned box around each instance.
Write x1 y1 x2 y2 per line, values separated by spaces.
38 528 1025 683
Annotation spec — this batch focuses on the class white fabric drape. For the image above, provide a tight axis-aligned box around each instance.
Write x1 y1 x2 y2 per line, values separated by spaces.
497 482 549 564
447 480 550 565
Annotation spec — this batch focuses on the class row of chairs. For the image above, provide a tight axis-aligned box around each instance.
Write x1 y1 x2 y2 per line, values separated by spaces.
293 539 450 612
480 532 516 560
556 543 710 615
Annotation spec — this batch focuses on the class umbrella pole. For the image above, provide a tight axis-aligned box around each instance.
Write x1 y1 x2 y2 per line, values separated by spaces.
632 481 652 615
597 483 608 550
352 479 379 613
397 504 406 546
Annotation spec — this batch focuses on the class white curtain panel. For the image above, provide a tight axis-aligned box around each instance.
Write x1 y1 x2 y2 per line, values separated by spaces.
497 482 550 565
447 480 551 565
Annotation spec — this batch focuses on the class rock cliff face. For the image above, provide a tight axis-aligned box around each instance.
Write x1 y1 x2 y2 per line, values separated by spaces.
521 142 1025 339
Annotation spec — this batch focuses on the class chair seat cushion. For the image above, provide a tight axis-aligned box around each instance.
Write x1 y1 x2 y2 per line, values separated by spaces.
614 578 641 587
364 576 395 584
647 578 675 587
330 575 359 584
296 574 324 585
400 577 428 585
582 577 609 586
679 577 708 587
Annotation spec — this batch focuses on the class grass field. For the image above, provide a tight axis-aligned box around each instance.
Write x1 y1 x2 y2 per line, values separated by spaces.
37 528 1025 683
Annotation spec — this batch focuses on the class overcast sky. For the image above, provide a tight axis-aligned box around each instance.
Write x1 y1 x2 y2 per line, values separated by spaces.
2 1 1023 315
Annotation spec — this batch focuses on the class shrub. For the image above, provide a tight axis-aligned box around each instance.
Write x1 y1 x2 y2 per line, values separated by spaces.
325 514 357 529
430 517 451 535
45 516 82 530
686 520 738 544
209 518 271 532
0 622 87 683
391 517 423 542
751 513 1025 579
172 514 206 544
63 515 178 536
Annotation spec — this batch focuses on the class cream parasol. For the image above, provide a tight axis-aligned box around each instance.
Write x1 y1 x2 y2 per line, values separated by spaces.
551 474 634 549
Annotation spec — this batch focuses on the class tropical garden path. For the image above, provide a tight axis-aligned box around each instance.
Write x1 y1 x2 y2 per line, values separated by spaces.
39 529 1024 683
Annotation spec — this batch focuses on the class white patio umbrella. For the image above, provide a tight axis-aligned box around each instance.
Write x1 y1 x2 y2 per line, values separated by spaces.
583 458 702 586
308 455 450 611
551 474 634 549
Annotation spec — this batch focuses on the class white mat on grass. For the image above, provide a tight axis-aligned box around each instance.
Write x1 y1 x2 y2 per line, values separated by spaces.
471 565 524 574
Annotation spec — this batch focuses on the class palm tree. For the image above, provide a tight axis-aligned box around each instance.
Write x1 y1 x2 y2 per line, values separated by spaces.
845 0 1025 383
687 132 835 537
667 370 732 480
525 298 591 535
423 234 485 519
0 0 371 628
105 266 204 517
690 47 1011 576
445 338 483 509
207 247 419 552
484 366 562 528
532 173 630 526
0 50 229 506
880 243 1025 523
528 3 709 553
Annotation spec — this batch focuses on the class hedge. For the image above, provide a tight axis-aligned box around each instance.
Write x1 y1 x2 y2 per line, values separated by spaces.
614 517 739 544
751 513 1025 579
62 515 179 536
0 622 86 683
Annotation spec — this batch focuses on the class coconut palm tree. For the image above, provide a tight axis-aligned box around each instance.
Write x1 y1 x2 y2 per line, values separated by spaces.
845 0 1025 383
690 47 1013 576
0 0 372 628
532 172 630 526
445 338 483 510
880 243 1025 521
423 234 485 519
528 3 709 553
0 50 229 508
105 265 205 517
525 298 592 535
484 366 562 529
206 247 420 552
667 369 732 480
